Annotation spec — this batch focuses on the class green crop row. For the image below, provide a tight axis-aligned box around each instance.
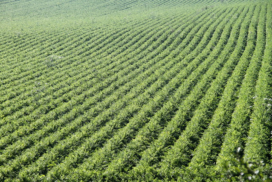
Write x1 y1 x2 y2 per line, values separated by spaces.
243 2 272 164
0 1 271 181
215 3 262 170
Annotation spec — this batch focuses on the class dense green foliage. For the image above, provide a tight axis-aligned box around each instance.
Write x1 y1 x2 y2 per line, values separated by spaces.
0 0 271 181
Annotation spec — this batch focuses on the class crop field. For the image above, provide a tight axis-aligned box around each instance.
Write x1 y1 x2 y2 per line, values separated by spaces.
0 0 272 181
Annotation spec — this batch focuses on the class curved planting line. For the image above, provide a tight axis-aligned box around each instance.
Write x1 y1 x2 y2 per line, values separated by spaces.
0 12 167 79
0 11 185 97
59 7 236 181
0 7 202 134
0 12 189 143
187 4 259 173
243 3 271 164
101 5 243 179
0 15 181 151
215 4 263 170
165 5 258 177
0 13 184 113
40 7 230 181
129 5 250 180
0 19 148 88
15 8 221 181
0 8 207 181
0 15 169 115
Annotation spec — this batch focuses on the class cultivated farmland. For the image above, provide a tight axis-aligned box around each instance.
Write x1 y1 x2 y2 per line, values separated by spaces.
0 0 272 181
